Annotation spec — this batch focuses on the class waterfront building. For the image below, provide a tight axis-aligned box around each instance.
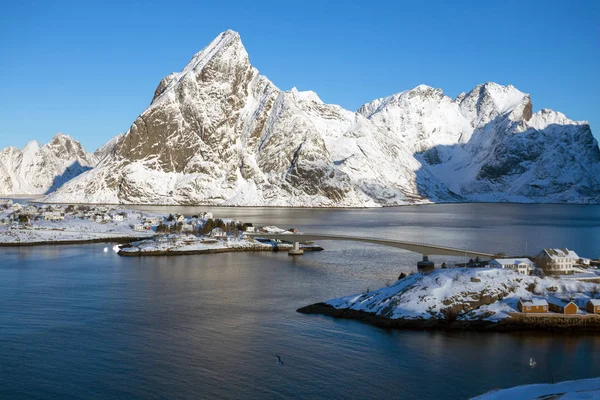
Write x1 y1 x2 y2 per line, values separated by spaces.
586 299 600 314
535 248 580 274
548 298 579 314
517 298 548 313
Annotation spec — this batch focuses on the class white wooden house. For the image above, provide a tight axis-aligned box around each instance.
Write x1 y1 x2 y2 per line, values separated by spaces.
536 248 580 274
211 227 227 238
488 258 537 275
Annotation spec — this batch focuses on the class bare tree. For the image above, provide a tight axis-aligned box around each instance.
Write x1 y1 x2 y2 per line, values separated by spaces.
536 257 555 276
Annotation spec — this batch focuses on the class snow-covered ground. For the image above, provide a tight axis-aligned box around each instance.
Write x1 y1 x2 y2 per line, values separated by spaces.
0 205 155 244
326 268 600 322
119 234 317 255
472 377 600 400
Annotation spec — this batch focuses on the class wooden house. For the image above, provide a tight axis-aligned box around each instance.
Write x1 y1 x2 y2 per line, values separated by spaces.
548 298 579 314
517 298 548 313
586 299 600 314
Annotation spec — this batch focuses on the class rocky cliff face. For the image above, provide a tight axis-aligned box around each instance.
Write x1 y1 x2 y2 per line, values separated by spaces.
0 134 119 196
40 30 600 206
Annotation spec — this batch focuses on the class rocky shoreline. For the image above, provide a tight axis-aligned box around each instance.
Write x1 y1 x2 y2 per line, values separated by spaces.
0 236 143 247
118 244 324 257
297 303 600 332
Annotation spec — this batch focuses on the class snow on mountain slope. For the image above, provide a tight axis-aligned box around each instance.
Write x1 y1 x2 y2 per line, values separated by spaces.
0 133 119 196
41 30 600 206
88 133 123 166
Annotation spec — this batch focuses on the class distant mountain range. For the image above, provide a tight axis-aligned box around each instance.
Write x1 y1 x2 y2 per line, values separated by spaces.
0 133 121 196
3 30 599 206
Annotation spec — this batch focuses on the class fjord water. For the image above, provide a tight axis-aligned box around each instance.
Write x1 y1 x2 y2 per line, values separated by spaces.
1 204 600 399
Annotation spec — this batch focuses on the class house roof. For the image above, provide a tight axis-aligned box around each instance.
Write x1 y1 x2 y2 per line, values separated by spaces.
519 298 548 306
492 258 535 266
547 297 578 308
543 248 579 259
588 299 600 306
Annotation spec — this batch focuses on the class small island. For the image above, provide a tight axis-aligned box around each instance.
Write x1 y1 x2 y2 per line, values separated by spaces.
299 268 600 331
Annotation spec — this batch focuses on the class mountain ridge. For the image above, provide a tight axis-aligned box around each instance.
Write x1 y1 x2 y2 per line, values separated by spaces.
0 134 120 196
6 29 598 206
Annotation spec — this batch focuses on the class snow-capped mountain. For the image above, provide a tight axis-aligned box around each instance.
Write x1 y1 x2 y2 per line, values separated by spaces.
41 30 600 206
0 133 119 196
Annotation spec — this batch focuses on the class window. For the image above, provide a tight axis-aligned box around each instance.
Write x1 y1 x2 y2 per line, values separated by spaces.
525 306 530 311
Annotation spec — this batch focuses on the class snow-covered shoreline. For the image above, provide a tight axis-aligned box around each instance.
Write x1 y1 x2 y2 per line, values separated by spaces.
118 235 323 256
471 377 600 400
299 268 600 331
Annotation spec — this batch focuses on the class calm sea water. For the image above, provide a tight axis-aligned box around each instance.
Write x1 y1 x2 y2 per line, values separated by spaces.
1 204 600 399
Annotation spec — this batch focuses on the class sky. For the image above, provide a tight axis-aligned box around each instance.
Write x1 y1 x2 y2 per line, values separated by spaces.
0 0 598 151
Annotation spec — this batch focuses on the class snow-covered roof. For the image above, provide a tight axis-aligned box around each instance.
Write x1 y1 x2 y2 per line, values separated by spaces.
519 298 548 306
588 299 600 306
492 258 534 266
542 248 579 259
547 297 577 307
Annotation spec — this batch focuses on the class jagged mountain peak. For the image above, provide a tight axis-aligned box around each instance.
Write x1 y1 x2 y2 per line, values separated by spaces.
44 133 87 160
357 84 452 119
22 140 41 153
151 30 249 105
289 87 323 104
528 108 587 131
462 82 528 113
456 82 531 127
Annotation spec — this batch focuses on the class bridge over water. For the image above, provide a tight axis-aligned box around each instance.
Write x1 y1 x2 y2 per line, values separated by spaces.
246 233 495 264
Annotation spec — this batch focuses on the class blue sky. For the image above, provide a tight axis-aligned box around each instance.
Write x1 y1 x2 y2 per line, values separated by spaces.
0 0 598 151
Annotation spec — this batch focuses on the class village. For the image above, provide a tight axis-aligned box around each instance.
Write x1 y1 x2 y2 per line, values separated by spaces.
423 250 600 320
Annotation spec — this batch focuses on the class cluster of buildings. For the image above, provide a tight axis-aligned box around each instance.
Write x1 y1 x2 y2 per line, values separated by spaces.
517 297 600 315
0 200 128 227
133 212 216 233
488 248 593 276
